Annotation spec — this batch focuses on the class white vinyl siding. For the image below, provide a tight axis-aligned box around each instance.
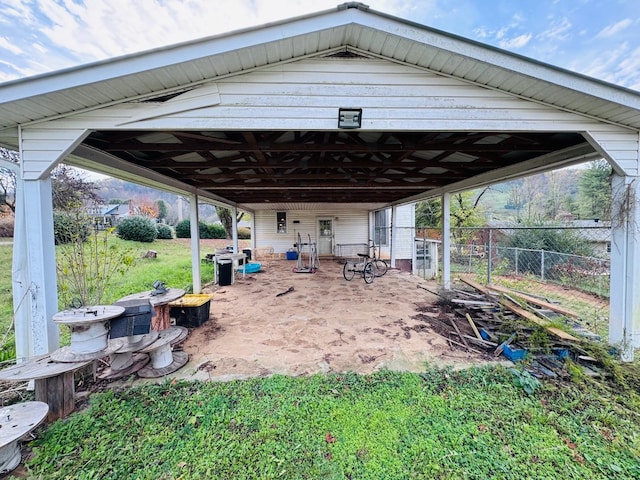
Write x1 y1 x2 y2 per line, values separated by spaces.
254 209 369 255
394 204 415 260
67 59 627 133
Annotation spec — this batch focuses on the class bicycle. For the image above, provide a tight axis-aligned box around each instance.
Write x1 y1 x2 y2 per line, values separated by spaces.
368 239 388 277
342 253 375 284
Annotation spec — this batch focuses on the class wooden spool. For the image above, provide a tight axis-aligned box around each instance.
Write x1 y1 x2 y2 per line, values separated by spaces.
0 356 91 422
117 289 185 331
0 401 49 474
99 331 159 380
51 306 125 362
137 327 189 378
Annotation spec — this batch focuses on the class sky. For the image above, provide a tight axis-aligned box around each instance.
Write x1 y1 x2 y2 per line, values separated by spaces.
0 0 639 91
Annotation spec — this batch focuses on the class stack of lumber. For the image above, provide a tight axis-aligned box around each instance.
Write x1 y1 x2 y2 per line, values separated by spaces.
413 278 606 379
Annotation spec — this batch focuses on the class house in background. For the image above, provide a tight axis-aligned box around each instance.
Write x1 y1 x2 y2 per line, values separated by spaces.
254 204 415 270
86 203 130 228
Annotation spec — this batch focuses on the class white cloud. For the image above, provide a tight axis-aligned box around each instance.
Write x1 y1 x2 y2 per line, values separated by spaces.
498 33 532 49
596 18 633 38
23 0 408 65
0 37 23 55
538 16 572 41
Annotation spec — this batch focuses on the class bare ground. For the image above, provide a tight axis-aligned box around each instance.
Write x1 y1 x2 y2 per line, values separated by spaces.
158 257 490 383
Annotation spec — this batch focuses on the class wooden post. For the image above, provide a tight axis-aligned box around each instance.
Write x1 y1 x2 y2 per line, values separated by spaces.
34 372 75 422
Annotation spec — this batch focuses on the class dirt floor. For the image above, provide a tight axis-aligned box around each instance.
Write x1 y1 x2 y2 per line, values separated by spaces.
159 257 490 383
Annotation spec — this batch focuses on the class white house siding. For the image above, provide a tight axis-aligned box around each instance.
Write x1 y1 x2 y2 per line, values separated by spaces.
394 204 415 271
254 208 369 257
66 58 622 134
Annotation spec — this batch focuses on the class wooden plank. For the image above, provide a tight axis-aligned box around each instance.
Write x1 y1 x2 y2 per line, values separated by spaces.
465 313 483 340
462 334 498 348
35 371 75 422
500 299 578 342
451 299 496 307
448 317 470 351
460 278 578 342
486 284 579 319
494 333 517 356
459 278 497 300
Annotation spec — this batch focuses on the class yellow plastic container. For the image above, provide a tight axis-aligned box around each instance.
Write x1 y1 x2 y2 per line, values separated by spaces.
169 294 213 308
169 294 213 327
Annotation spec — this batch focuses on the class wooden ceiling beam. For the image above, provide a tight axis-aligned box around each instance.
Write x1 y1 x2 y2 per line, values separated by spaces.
98 142 567 152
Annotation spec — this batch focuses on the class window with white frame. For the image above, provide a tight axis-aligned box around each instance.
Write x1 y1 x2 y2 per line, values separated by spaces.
277 211 287 234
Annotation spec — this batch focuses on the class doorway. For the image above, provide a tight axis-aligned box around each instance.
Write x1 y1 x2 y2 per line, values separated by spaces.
318 218 333 255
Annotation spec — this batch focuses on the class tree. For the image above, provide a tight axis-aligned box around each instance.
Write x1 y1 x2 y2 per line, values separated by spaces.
156 199 168 222
415 198 441 228
0 148 18 213
577 160 612 220
215 206 244 239
1 150 103 213
51 164 102 211
415 188 489 230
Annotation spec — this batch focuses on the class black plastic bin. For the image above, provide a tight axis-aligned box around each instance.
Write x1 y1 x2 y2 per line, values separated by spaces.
169 294 212 328
110 298 153 338
243 248 252 261
218 259 233 286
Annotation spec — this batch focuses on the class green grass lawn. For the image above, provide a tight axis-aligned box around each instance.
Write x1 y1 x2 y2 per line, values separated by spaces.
24 367 640 479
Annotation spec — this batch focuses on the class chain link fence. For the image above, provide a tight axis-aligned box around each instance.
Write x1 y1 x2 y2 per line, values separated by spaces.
448 226 611 335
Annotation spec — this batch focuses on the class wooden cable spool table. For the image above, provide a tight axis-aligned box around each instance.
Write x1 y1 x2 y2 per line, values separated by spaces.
117 288 185 331
0 356 90 421
50 306 126 362
0 401 49 474
137 326 189 378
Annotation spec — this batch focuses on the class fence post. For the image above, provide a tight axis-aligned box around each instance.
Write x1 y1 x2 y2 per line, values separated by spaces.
541 249 545 281
487 228 493 284
598 258 603 296
515 248 519 275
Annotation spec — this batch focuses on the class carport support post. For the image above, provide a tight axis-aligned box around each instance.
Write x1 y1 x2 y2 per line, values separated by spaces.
14 176 60 359
232 206 239 253
442 193 451 290
189 194 202 294
609 174 640 361
390 205 397 268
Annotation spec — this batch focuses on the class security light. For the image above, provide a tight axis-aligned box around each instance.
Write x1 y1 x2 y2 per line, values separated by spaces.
338 108 362 129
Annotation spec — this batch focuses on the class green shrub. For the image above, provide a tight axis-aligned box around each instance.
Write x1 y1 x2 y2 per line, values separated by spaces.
53 211 90 245
156 223 174 239
116 216 158 243
207 223 226 239
238 227 251 239
175 220 227 239
175 219 191 238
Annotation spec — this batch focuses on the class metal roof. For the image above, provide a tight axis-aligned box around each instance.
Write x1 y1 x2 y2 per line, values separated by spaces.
0 2 638 210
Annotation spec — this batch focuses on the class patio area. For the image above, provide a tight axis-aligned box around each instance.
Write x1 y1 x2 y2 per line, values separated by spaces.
167 258 487 382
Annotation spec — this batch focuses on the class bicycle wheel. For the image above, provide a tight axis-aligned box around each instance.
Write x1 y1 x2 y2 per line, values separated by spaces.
343 261 356 281
363 262 375 284
372 259 388 277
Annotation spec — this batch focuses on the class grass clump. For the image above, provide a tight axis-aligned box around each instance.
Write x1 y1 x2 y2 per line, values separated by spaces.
26 366 640 479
